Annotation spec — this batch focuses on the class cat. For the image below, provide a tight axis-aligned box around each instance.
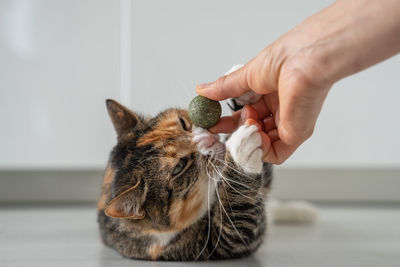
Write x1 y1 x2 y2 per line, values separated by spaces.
97 66 317 261
97 96 272 260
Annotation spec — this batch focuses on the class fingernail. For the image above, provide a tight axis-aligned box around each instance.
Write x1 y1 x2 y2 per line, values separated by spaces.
245 119 262 131
196 83 212 90
244 119 253 126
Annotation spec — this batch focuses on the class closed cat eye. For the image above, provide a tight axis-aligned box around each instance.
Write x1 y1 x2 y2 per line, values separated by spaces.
179 117 188 131
172 157 188 176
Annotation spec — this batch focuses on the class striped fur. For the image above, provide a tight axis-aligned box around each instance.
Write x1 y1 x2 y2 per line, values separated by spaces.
97 99 273 261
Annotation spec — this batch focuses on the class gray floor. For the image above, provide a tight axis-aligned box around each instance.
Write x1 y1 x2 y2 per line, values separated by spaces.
0 205 399 267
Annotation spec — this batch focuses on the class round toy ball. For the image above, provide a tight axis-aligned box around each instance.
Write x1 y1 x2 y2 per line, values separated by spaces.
188 95 222 128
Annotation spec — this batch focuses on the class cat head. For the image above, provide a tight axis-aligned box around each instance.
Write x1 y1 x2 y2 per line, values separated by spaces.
101 99 224 232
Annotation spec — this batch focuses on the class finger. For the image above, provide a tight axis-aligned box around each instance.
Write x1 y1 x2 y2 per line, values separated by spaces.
196 65 251 101
240 105 259 122
262 140 298 165
259 131 272 158
251 97 272 119
208 116 237 134
245 118 262 131
267 129 279 143
237 105 250 126
263 116 276 131
243 105 266 131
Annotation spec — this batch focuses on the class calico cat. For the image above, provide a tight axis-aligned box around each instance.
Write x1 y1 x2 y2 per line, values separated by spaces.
97 94 273 260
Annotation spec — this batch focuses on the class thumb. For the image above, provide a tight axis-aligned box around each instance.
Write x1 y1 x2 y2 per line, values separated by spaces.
196 64 251 101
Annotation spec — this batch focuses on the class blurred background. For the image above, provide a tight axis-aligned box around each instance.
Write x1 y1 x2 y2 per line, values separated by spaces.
1 1 399 266
0 0 399 203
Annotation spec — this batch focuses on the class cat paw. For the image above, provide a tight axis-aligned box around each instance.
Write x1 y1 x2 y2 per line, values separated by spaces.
226 124 263 174
227 91 262 111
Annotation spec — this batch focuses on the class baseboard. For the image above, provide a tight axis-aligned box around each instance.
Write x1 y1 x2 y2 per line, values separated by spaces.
0 170 103 203
270 168 400 202
0 168 399 204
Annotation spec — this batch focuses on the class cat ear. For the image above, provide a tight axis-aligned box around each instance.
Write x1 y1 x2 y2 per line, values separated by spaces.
106 99 139 137
104 180 146 219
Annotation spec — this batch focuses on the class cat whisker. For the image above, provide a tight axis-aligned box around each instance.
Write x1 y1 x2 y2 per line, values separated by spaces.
212 159 263 194
208 161 235 215
214 158 255 180
208 193 223 259
216 173 253 191
210 162 258 203
207 161 225 259
194 160 212 261
211 165 248 248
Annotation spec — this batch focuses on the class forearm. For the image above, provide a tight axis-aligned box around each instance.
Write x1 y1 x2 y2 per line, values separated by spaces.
279 0 400 88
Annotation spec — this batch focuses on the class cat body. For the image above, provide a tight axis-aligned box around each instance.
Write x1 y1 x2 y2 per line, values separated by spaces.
97 98 272 260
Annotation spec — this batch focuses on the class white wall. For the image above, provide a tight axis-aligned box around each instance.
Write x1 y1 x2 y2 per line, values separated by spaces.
0 0 120 169
0 0 399 169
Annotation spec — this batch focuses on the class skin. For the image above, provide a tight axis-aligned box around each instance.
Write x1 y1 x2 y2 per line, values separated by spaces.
196 0 400 164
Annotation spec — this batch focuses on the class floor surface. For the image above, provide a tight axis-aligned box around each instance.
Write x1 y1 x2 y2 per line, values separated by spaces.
0 204 399 267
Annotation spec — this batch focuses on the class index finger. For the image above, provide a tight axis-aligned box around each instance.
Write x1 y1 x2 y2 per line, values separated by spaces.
196 65 251 101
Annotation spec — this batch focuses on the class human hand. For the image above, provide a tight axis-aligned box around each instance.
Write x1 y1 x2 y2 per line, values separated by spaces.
196 0 400 164
196 52 331 164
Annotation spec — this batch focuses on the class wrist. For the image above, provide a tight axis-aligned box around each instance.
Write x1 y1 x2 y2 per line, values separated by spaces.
279 0 400 89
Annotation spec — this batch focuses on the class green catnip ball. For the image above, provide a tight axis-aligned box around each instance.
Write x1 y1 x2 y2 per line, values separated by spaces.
188 95 222 129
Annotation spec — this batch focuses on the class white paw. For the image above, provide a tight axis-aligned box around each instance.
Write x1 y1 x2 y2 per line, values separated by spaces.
233 91 262 106
226 125 263 174
227 91 262 111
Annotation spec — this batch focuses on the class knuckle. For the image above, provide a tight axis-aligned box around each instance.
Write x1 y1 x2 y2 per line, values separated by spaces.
271 156 286 165
303 127 314 140
215 75 228 89
239 67 251 90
